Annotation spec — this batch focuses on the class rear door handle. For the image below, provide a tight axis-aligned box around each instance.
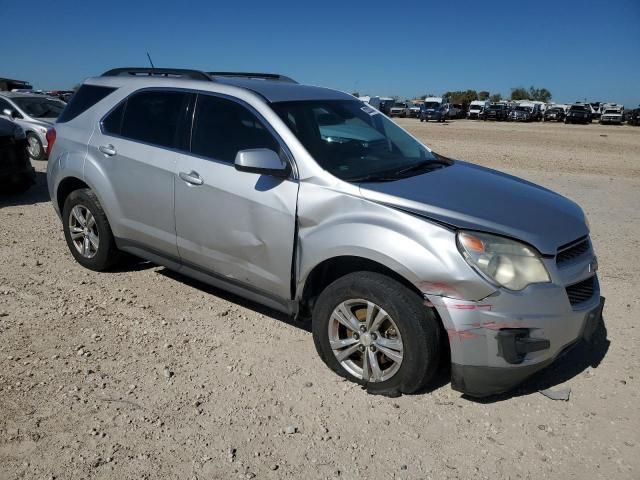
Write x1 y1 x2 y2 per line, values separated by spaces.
179 170 204 186
98 144 117 156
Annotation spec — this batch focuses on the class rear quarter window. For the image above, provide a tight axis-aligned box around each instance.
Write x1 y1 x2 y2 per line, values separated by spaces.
57 85 116 123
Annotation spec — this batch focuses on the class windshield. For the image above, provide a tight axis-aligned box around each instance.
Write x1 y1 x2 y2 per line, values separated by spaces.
515 106 529 112
603 109 619 114
570 105 586 111
12 97 65 118
469 104 482 110
272 100 442 182
423 102 441 109
393 102 406 108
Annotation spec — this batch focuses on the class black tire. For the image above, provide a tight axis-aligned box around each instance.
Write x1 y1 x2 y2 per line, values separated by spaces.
312 272 441 397
26 133 45 161
62 188 121 271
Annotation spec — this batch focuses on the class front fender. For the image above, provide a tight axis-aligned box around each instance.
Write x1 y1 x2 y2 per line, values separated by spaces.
296 182 496 302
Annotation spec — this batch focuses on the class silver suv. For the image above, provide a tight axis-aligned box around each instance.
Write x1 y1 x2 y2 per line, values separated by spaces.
47 68 604 397
0 92 66 160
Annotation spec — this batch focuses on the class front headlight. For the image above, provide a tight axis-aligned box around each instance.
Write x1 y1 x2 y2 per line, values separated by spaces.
457 231 550 291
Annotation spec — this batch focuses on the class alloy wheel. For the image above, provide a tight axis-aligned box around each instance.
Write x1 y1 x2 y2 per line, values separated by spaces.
27 136 42 158
68 205 99 258
328 299 403 382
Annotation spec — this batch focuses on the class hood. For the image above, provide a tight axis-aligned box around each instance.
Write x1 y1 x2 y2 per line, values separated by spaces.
359 161 588 255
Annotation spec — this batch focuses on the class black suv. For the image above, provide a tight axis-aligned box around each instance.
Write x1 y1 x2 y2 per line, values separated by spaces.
627 108 640 126
483 104 508 121
565 104 591 124
543 107 565 122
0 118 34 193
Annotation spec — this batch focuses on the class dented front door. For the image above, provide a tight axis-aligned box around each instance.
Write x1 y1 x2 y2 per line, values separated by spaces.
174 156 298 300
174 93 298 301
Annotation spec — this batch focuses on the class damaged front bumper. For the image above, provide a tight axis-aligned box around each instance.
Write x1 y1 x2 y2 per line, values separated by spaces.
426 278 603 397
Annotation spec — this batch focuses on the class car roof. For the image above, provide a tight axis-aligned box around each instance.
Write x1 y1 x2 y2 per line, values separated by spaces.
0 91 33 98
0 91 54 99
213 77 353 102
87 69 354 103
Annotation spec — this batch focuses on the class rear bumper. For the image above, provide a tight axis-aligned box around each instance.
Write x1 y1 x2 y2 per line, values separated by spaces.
427 275 603 397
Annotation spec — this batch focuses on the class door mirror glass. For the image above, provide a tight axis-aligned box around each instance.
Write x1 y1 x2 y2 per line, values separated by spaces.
234 148 289 177
2 108 15 118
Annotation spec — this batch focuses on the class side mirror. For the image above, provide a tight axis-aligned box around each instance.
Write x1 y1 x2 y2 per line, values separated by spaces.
234 148 289 177
2 108 14 118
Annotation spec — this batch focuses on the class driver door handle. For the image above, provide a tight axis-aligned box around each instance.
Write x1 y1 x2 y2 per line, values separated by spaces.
98 144 117 156
179 170 204 186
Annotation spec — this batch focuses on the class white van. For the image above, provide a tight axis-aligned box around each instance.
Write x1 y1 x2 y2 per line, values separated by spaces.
468 100 489 119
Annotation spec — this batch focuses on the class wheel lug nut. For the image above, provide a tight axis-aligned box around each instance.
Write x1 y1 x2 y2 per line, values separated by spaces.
358 345 366 352
353 333 360 340
359 325 367 333
371 333 377 340
370 345 377 352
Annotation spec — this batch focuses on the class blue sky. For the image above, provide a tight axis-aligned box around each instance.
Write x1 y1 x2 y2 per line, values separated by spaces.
3 0 639 106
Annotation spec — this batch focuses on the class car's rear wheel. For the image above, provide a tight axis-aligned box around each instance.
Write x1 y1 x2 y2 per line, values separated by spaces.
26 133 45 160
62 188 121 271
312 272 441 397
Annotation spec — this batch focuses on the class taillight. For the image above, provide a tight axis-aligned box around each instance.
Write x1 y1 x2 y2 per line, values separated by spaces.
45 128 56 157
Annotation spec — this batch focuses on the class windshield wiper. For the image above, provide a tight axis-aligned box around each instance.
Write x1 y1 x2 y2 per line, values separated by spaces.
345 173 402 183
391 159 451 177
347 158 451 183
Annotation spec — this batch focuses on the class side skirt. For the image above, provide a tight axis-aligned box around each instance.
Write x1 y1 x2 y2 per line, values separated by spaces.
116 238 296 316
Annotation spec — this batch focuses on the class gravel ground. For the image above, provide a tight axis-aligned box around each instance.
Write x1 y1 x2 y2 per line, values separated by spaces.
1 120 639 480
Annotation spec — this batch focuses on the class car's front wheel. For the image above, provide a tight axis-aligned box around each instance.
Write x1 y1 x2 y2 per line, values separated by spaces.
26 133 45 160
312 272 441 397
62 188 121 271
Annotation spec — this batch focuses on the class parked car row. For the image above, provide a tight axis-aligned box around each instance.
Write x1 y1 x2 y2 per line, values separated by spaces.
360 94 636 126
394 100 635 126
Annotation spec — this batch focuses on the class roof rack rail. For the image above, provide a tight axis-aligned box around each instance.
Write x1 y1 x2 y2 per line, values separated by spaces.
207 72 297 84
101 68 212 82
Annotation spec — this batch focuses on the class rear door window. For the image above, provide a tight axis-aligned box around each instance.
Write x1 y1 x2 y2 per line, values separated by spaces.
190 94 279 164
119 90 191 149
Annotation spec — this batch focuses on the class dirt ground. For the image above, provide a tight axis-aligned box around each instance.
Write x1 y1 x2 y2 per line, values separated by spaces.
1 120 639 480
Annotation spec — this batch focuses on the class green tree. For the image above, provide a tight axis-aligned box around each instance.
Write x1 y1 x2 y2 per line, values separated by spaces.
532 87 552 103
444 90 478 107
510 87 529 100
511 86 552 102
478 91 490 101
490 93 502 102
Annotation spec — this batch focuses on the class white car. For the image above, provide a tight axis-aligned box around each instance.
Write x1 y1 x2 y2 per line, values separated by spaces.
0 92 66 160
